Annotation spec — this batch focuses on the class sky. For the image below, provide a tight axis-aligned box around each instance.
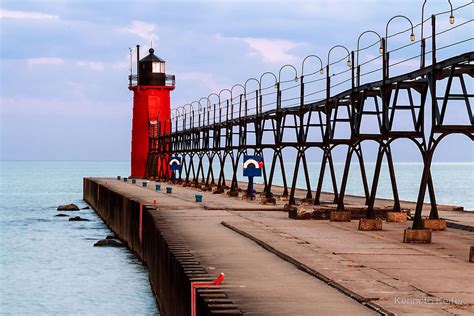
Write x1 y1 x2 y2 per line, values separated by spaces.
0 0 473 161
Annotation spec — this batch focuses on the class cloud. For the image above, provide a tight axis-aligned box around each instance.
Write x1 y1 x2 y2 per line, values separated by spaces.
176 71 229 93
296 0 376 18
231 37 304 64
76 60 105 71
26 57 64 66
0 9 58 20
23 56 127 71
123 20 159 43
1 96 128 119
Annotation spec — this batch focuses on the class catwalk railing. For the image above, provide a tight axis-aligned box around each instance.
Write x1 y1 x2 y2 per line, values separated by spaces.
148 1 473 230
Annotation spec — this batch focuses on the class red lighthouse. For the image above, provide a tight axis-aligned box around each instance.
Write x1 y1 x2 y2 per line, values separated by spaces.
129 46 175 178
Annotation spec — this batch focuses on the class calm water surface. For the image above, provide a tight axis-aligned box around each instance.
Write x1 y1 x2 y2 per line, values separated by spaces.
245 162 474 211
0 161 158 315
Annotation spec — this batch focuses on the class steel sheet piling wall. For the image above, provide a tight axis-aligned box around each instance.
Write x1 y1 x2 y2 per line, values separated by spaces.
83 178 241 316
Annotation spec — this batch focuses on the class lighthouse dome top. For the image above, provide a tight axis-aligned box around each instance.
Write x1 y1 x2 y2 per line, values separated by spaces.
140 48 165 63
129 45 174 87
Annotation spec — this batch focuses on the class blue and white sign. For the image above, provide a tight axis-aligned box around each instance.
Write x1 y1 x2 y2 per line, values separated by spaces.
243 155 263 177
169 156 182 171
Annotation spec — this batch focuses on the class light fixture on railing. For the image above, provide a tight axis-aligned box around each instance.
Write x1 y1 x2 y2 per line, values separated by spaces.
385 15 416 50
302 54 324 77
259 72 278 93
278 65 298 86
448 0 455 24
356 30 384 66
327 45 352 71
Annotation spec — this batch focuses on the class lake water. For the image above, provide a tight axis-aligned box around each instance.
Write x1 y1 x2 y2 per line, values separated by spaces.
0 160 472 315
251 162 474 211
0 161 158 315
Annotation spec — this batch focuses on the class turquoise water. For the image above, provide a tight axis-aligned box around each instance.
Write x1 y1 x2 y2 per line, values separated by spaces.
0 161 472 315
0 161 158 315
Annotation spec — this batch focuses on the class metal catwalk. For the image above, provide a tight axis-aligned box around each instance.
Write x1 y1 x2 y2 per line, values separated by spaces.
147 2 473 230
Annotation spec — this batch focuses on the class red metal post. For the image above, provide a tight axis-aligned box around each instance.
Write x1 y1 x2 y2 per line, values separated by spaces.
191 273 225 316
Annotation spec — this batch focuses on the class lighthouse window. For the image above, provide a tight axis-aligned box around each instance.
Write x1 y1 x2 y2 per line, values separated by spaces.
152 62 165 73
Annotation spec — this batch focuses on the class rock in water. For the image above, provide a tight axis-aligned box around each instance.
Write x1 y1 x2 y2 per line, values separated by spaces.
55 213 69 217
94 239 124 247
57 203 80 211
81 206 90 210
106 234 119 240
69 216 90 222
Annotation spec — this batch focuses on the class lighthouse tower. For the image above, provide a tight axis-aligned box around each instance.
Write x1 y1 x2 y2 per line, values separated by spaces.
129 46 175 178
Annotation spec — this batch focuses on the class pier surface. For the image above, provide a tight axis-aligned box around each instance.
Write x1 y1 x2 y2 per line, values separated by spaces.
86 177 474 315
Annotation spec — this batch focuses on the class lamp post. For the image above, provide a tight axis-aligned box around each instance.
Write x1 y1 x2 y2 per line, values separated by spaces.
184 103 193 130
176 106 186 132
301 54 324 107
208 93 219 125
278 64 298 110
172 108 180 133
327 45 352 100
278 64 298 81
231 84 246 121
385 15 415 78
259 71 278 114
302 55 324 76
420 0 455 68
191 101 200 129
200 96 211 126
244 78 260 117
218 89 232 123
128 47 134 86
199 97 209 128
356 30 383 87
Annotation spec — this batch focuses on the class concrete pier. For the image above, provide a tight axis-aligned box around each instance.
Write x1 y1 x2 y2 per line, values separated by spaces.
84 177 474 315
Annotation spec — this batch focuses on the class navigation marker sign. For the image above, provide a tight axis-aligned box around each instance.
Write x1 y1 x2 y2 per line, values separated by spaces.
243 155 263 177
169 156 182 171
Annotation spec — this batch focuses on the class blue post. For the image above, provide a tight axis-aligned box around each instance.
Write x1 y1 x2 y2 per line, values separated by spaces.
247 176 254 199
